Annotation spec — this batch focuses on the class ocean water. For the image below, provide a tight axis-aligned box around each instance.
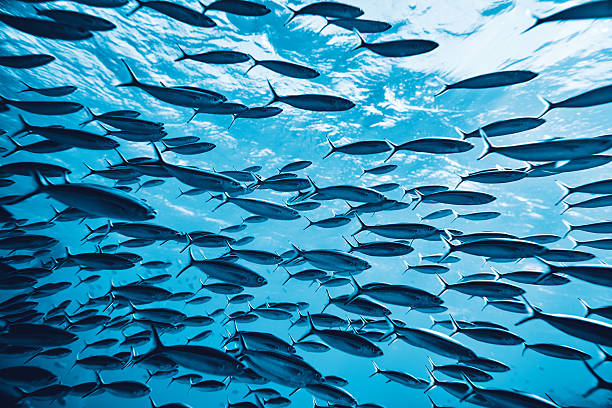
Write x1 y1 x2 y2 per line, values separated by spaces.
0 0 611 407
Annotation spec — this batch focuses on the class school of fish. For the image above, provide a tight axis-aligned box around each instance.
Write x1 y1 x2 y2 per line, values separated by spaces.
0 0 611 407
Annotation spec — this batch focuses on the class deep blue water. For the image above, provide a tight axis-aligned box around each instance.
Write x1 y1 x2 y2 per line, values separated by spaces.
0 0 611 407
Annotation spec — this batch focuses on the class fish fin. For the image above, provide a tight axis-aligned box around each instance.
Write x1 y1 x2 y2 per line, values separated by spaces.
477 128 496 160
243 58 258 76
383 140 398 163
265 79 279 106
81 162 95 180
127 0 144 16
582 361 605 397
561 219 573 239
447 314 460 336
434 84 449 97
424 366 439 393
284 5 298 26
79 107 97 127
577 298 592 318
117 59 141 87
438 235 455 262
369 361 380 377
2 135 22 158
458 373 478 402
344 273 362 304
454 126 469 139
515 295 542 326
521 13 542 34
537 95 555 118
351 29 366 51
317 18 331 34
322 136 335 159
342 235 355 252
150 142 166 165
297 312 316 341
352 213 368 236
554 180 573 205
186 108 199 124
174 43 189 62
13 114 32 137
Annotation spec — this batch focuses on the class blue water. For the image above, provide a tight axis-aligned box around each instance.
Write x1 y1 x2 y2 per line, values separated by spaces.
1 0 611 407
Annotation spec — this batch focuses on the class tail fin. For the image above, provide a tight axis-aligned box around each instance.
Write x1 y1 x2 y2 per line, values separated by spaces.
284 5 298 26
79 107 97 127
12 114 32 137
265 80 280 106
515 296 543 326
2 135 22 158
555 181 573 205
150 142 166 165
150 326 164 353
434 84 449 97
522 14 542 34
127 0 145 16
174 44 189 62
81 162 96 180
117 59 141 87
561 219 573 239
177 247 196 276
454 126 469 139
582 360 606 397
345 274 362 305
369 361 381 377
352 29 367 51
577 298 593 318
438 235 455 262
297 312 317 342
317 18 331 34
383 141 398 163
18 80 33 93
243 58 259 76
322 136 336 159
342 235 356 252
477 129 496 160
436 274 450 297
537 96 555 118
424 366 439 393
351 214 368 236
448 314 461 337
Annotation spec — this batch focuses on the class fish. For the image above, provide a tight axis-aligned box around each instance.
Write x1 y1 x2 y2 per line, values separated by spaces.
478 129 612 161
353 32 439 57
324 137 390 158
0 13 93 40
286 2 364 25
18 81 77 97
436 70 538 96
246 58 320 79
539 84 612 117
455 117 545 139
0 54 55 68
0 96 83 115
202 0 271 16
128 1 216 27
523 0 612 32
319 17 391 33
175 46 251 64
117 59 225 108
266 81 354 112
34 7 117 31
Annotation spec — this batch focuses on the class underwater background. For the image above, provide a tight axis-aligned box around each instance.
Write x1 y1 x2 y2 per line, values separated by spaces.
0 0 611 407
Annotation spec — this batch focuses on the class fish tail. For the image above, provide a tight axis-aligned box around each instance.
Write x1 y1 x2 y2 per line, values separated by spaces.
352 213 367 236
212 193 230 212
265 79 279 106
577 298 592 318
2 135 21 158
351 29 366 51
521 13 541 34
284 6 298 26
436 274 450 297
243 59 258 76
323 136 336 159
454 126 469 139
536 95 555 118
344 274 362 304
559 201 571 215
17 80 32 93
369 361 380 377
458 373 477 402
117 58 141 87
434 84 449 97
317 18 330 34
13 114 32 137
174 43 189 62
298 312 316 342
79 107 96 127
554 181 572 205
423 366 439 393
186 108 199 124
228 114 238 129
150 326 164 352
515 295 542 326
383 140 398 163
438 235 455 262
81 162 95 180
150 142 166 164
126 0 144 16
303 216 313 230
477 128 496 160
561 219 573 239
